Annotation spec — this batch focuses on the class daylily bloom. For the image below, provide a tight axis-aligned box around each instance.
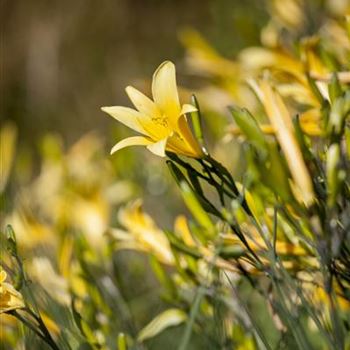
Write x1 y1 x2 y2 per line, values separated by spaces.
0 270 25 314
102 61 203 158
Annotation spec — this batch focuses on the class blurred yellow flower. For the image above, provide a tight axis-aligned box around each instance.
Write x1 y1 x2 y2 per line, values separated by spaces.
71 196 109 247
8 211 55 248
110 200 174 265
102 61 203 158
5 133 132 250
0 270 25 314
29 257 70 306
271 0 305 30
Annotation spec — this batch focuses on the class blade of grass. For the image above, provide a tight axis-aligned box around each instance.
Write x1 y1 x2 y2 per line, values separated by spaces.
177 286 206 350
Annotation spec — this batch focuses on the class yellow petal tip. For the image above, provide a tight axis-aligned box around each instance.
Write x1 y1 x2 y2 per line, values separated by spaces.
101 106 111 113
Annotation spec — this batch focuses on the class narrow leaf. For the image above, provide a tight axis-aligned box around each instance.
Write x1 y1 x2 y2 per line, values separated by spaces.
138 309 187 342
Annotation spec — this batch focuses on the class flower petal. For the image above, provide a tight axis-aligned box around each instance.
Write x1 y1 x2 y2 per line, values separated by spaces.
101 106 147 134
152 61 181 123
146 137 168 157
126 86 161 118
180 104 197 115
110 136 153 155
177 116 203 158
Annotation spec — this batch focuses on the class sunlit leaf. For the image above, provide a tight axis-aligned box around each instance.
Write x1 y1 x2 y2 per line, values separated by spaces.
137 309 187 342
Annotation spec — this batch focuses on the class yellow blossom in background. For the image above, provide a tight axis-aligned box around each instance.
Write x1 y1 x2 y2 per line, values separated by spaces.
110 200 174 265
270 0 305 30
0 313 17 341
70 195 109 248
7 211 56 248
181 29 327 140
102 61 203 158
0 270 25 314
180 29 239 80
29 258 71 306
111 208 239 272
5 133 133 249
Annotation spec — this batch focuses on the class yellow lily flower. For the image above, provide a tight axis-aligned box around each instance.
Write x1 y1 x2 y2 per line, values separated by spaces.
0 270 25 314
102 61 203 158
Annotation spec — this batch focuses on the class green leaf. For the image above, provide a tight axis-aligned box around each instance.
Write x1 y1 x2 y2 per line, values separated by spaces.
117 333 127 350
137 309 187 342
180 180 215 230
326 143 345 207
306 74 324 105
6 224 17 256
218 245 245 259
187 169 204 197
167 161 217 234
164 231 202 259
190 94 206 151
328 73 342 104
327 94 350 136
345 126 350 158
71 297 96 344
149 256 177 298
249 142 292 202
229 106 267 153
178 286 205 350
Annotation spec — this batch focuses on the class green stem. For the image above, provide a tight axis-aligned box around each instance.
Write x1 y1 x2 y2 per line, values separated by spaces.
11 310 52 346
203 155 253 216
24 308 60 350
223 271 272 350
177 286 206 350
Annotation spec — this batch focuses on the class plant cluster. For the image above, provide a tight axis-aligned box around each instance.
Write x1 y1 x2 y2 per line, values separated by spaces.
1 1 349 349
